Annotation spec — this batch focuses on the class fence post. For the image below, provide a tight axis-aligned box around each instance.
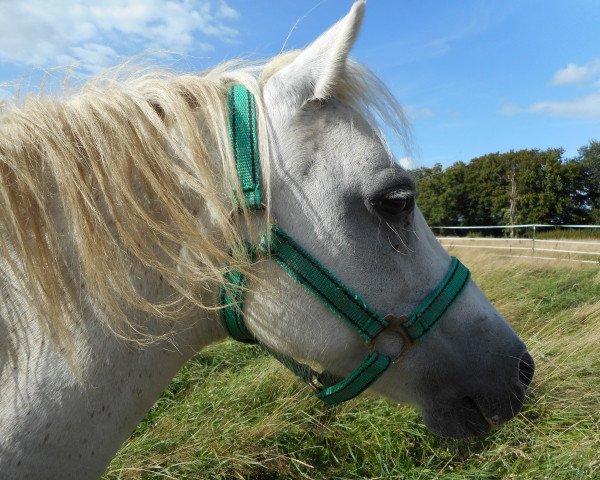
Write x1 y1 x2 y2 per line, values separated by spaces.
532 225 536 255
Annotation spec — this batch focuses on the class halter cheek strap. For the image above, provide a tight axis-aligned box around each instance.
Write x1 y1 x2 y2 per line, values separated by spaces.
220 85 471 404
227 85 262 209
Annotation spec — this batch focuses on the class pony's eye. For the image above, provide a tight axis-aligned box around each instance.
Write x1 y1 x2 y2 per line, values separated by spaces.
372 191 414 221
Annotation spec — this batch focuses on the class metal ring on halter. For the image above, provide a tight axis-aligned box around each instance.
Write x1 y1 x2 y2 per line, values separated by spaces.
305 368 341 393
306 370 324 393
368 314 415 363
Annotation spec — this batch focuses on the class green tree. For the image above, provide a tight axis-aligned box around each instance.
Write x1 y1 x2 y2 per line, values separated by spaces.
412 164 450 225
413 146 595 229
575 140 600 223
463 152 513 226
514 148 567 224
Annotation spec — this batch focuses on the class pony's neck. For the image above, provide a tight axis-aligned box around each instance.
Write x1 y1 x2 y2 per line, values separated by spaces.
0 140 232 480
0 208 230 479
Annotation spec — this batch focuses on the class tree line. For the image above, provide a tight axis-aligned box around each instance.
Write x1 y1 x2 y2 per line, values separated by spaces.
412 140 600 228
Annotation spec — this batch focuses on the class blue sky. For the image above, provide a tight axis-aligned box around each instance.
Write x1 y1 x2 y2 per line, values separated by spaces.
1 0 599 168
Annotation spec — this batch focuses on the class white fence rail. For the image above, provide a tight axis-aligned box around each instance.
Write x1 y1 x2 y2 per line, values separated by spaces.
435 224 600 265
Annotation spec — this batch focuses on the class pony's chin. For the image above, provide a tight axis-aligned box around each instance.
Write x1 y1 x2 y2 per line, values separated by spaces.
422 398 493 438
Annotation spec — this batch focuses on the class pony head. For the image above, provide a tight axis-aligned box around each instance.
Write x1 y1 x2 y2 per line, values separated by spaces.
242 1 534 437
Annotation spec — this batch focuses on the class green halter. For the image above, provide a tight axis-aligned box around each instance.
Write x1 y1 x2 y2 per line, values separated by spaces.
220 85 471 404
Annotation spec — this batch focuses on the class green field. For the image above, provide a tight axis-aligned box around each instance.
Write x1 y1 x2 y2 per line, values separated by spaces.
104 253 600 479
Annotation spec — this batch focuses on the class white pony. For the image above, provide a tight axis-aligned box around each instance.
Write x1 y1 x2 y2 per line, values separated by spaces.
0 2 533 478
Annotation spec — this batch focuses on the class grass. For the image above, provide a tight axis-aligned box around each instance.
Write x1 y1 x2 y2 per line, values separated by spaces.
103 252 600 480
535 229 600 240
436 227 600 240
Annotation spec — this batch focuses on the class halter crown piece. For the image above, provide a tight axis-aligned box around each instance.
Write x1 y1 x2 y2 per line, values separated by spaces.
220 85 471 404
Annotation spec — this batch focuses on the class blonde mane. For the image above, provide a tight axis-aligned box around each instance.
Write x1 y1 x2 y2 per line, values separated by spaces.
0 53 409 347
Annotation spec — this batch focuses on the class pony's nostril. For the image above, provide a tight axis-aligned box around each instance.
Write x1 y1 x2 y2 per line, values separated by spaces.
518 351 535 388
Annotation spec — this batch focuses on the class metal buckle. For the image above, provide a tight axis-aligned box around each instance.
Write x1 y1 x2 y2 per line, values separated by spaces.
228 202 272 221
369 314 415 363
305 368 324 393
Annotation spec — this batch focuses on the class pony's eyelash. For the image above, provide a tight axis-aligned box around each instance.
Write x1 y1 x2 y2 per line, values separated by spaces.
386 189 413 200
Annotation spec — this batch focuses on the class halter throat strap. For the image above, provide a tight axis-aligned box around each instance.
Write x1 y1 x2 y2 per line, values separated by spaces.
221 85 471 404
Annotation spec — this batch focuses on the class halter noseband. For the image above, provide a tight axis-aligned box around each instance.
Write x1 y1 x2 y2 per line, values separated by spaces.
220 85 471 404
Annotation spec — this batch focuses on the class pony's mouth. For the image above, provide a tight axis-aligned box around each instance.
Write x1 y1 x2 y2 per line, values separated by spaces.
421 352 534 438
422 393 524 438
422 397 490 438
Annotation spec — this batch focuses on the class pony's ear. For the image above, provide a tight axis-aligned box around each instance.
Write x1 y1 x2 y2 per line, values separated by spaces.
265 0 365 110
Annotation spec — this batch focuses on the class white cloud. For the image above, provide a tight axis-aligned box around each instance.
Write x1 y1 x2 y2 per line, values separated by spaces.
552 59 600 85
398 156 415 169
525 92 600 119
216 1 239 20
498 103 522 116
0 0 239 73
501 57 600 119
500 92 600 119
59 44 120 73
404 105 434 120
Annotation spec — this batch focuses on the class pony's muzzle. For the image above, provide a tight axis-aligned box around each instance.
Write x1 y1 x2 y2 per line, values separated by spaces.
473 349 535 430
518 351 535 389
